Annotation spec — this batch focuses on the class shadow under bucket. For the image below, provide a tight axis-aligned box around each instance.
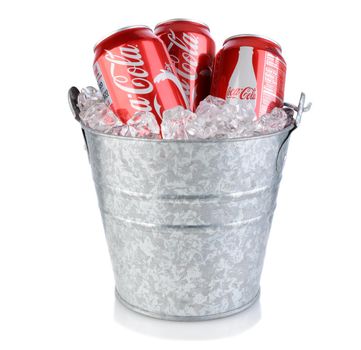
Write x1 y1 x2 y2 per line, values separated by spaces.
70 88 310 321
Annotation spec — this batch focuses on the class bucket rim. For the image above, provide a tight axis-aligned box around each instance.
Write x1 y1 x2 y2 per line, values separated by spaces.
81 123 296 143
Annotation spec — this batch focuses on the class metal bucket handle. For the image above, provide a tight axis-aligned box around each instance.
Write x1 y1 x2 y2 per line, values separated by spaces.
284 92 312 127
68 87 89 155
276 92 312 172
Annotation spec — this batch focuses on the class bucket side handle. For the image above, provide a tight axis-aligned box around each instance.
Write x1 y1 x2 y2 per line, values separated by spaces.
284 92 312 127
68 87 89 156
276 92 312 172
276 128 294 172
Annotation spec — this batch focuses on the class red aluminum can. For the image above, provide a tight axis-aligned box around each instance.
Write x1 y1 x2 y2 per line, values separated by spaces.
211 34 286 118
93 25 188 124
154 19 215 111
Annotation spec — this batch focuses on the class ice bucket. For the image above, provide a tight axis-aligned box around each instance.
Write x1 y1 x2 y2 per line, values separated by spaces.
69 88 309 321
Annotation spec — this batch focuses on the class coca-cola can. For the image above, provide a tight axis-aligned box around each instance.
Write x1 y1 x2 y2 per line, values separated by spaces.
154 19 215 111
211 34 286 118
93 25 188 124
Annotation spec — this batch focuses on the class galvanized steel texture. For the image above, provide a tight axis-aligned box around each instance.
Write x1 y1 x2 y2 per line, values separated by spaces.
83 125 295 320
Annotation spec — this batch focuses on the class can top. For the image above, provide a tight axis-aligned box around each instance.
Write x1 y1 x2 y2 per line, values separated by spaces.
223 34 282 51
155 18 210 31
93 25 152 52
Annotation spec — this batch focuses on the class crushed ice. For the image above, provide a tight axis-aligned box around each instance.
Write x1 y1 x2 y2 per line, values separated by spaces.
77 87 160 138
77 87 293 140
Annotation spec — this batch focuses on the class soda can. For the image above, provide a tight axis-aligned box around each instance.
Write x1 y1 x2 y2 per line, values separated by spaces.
154 19 215 111
211 34 286 118
93 25 188 124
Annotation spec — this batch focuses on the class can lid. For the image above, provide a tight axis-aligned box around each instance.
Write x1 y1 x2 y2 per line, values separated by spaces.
93 25 152 51
223 34 282 51
155 18 210 31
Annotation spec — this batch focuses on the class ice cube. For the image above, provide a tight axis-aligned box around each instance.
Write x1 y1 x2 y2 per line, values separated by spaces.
126 111 160 139
191 96 256 139
77 86 103 111
79 101 124 134
186 97 226 139
186 112 218 139
256 107 292 134
161 106 196 140
202 95 227 107
234 100 257 122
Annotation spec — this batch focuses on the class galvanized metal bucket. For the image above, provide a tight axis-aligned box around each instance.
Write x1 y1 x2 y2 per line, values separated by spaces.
69 88 310 321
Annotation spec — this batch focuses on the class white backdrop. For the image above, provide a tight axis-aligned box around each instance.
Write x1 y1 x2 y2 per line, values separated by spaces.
1 0 360 349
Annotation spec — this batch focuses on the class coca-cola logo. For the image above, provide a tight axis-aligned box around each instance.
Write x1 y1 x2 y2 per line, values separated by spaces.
226 86 256 100
153 68 190 117
167 29 199 99
105 45 154 113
